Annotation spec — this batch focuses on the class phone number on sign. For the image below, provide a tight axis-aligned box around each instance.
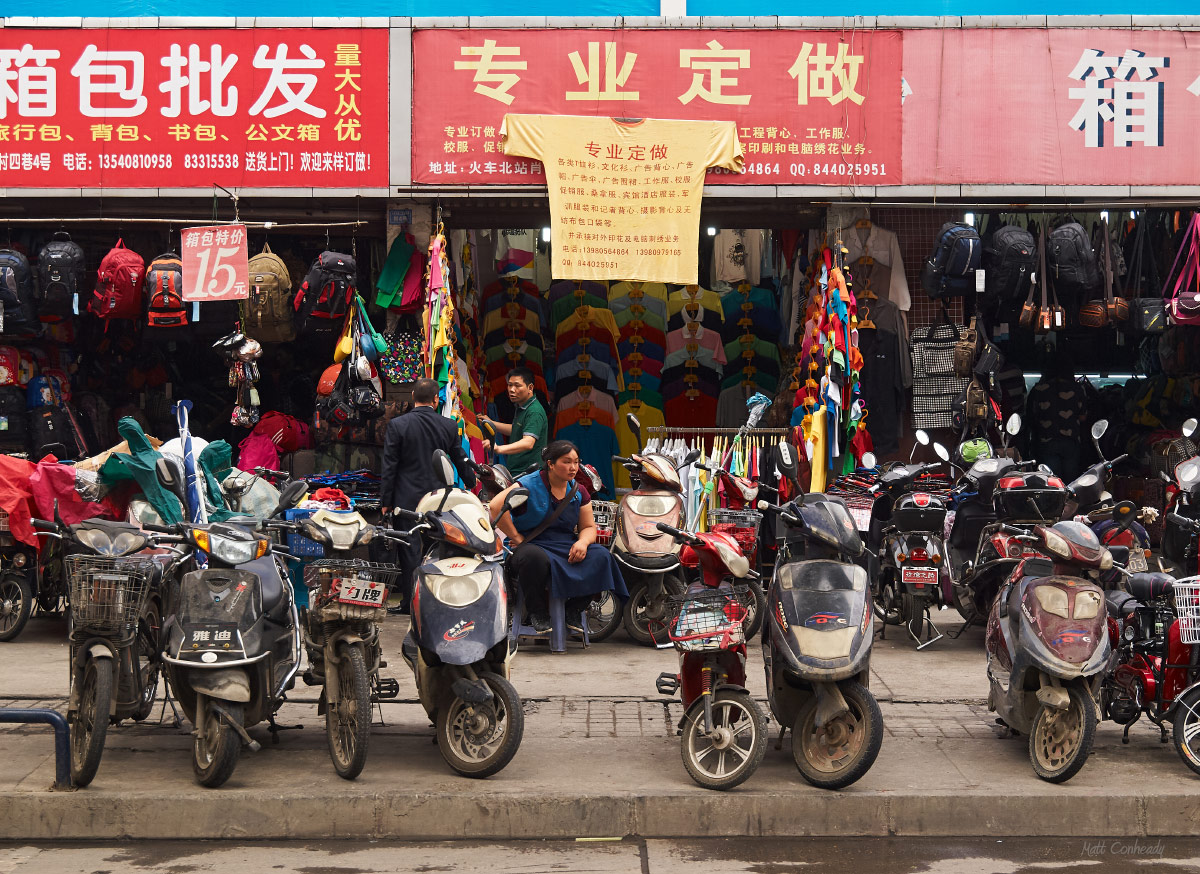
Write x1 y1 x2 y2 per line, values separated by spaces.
184 154 241 170
711 162 890 178
98 153 174 170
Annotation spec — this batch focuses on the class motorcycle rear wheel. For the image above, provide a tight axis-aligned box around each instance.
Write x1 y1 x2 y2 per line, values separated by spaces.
326 644 372 780
1029 685 1096 783
680 689 766 791
436 671 524 778
0 573 32 642
70 656 114 787
131 601 162 722
793 681 883 790
740 580 767 641
622 577 685 646
193 699 243 788
584 590 622 643
1171 686 1200 777
872 576 903 626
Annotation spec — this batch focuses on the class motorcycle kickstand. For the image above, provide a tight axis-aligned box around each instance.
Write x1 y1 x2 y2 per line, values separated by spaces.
266 712 304 745
774 725 787 751
158 684 184 730
948 616 975 640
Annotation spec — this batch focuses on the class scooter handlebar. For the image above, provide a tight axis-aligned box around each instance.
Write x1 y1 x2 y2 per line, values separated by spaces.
654 522 702 546
1167 512 1200 532
142 522 179 534
30 518 56 531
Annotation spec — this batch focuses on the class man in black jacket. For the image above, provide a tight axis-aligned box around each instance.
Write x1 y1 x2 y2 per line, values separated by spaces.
381 378 477 604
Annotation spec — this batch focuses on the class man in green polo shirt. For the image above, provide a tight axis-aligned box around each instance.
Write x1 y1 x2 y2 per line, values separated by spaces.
480 367 547 476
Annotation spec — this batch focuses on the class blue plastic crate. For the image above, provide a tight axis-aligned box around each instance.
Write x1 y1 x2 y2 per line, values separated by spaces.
283 507 326 557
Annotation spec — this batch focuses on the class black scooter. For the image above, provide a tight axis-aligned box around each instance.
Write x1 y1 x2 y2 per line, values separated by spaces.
156 458 308 788
758 443 883 790
389 449 529 778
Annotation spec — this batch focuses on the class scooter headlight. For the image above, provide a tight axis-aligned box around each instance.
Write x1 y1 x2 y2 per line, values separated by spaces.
1033 585 1070 618
1041 529 1072 560
423 571 492 608
11 551 28 567
193 529 270 565
1073 590 1102 620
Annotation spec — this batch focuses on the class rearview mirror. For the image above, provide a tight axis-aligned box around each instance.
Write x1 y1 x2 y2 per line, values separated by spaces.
775 441 799 485
1184 417 1198 439
495 487 530 522
155 456 188 508
432 449 456 488
860 452 877 469
1091 419 1109 441
626 413 642 451
1006 414 1022 436
915 429 930 446
934 443 950 462
270 480 307 519
682 448 701 466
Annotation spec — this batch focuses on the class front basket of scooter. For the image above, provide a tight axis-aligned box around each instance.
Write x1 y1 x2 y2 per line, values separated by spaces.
663 586 750 652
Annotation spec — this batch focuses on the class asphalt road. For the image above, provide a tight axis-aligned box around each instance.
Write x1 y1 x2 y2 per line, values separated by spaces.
3 838 1200 873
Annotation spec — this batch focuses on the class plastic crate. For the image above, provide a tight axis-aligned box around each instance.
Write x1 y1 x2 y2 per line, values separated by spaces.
284 507 326 557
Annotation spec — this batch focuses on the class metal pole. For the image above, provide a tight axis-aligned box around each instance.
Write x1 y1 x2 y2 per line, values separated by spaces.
0 708 73 790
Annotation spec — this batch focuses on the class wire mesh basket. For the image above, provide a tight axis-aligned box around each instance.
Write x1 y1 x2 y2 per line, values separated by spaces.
66 555 155 637
1173 577 1200 644
0 511 9 533
592 500 617 546
663 585 750 652
708 508 762 561
304 559 402 620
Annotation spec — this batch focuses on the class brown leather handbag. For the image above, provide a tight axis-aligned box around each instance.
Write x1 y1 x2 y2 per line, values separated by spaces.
1019 227 1045 330
954 317 979 377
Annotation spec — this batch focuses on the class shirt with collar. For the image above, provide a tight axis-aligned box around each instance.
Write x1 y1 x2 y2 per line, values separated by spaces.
841 223 911 311
665 323 728 362
667 287 724 320
554 389 618 433
555 356 622 393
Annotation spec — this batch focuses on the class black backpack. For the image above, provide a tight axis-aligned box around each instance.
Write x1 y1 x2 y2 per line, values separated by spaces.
982 225 1036 311
36 233 86 324
0 249 39 334
1047 222 1099 298
921 223 981 300
28 406 83 459
0 385 29 451
293 251 356 332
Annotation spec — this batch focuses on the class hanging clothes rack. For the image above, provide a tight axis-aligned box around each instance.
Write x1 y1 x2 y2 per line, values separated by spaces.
646 426 791 437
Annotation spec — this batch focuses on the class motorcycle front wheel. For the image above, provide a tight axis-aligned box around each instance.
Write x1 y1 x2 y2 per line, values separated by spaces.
740 580 767 641
131 601 162 722
0 572 33 642
193 698 243 788
1029 684 1096 783
680 689 766 791
70 656 114 787
326 643 372 780
793 681 883 790
584 590 622 643
622 576 685 646
1172 686 1200 777
436 671 524 778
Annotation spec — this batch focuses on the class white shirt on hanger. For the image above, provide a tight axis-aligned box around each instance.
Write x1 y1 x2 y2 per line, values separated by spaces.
841 223 911 311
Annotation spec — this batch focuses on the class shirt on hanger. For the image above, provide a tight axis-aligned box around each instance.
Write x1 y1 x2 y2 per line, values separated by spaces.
661 373 722 401
496 229 537 279
556 325 621 366
610 294 669 327
555 421 620 499
618 388 665 410
557 305 620 342
555 341 617 372
549 279 609 302
614 401 666 488
667 305 724 335
609 280 669 305
482 277 540 303
716 385 759 429
551 290 609 325
842 223 911 311
712 230 764 286
857 295 912 389
621 365 664 389
663 345 726 372
664 392 720 429
723 336 781 366
555 357 622 393
482 288 546 321
665 323 728 362
667 287 724 320
615 305 668 335
554 388 618 432
618 338 667 367
483 326 545 353
482 303 541 338
484 339 544 368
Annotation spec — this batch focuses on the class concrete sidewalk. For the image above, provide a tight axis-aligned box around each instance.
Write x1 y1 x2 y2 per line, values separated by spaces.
2 610 1198 841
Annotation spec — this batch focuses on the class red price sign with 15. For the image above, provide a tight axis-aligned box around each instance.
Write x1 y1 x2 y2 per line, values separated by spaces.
182 225 250 302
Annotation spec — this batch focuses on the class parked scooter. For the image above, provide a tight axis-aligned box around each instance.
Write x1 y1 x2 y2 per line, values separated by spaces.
868 433 953 648
156 459 308 788
611 415 698 646
32 512 184 786
0 510 67 643
1161 419 1200 577
985 520 1112 782
1102 548 1200 774
283 507 402 780
388 449 529 778
758 442 884 789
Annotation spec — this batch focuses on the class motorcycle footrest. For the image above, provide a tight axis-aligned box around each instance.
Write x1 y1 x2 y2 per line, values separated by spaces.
374 677 401 700
656 672 680 696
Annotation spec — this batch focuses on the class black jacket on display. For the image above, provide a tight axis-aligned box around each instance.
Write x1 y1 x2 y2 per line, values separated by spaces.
381 406 477 511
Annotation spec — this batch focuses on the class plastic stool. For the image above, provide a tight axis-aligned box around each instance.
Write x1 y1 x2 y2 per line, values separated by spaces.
512 588 590 653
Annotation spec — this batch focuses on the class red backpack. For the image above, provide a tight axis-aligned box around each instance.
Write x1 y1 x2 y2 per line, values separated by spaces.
145 252 186 327
252 411 313 453
237 432 281 472
90 239 145 322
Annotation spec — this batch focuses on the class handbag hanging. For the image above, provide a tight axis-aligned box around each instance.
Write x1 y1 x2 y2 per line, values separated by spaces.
1103 219 1130 323
1164 213 1200 326
333 302 356 363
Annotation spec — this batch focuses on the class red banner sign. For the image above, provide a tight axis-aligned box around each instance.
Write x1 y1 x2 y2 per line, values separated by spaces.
901 29 1200 186
182 224 249 302
0 29 388 188
413 29 903 186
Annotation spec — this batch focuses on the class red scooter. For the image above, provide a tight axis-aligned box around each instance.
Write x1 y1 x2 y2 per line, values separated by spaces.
654 522 767 790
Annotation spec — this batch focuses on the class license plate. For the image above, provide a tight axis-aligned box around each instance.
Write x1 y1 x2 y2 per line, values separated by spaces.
1127 550 1148 573
336 577 388 607
183 622 239 651
901 567 939 586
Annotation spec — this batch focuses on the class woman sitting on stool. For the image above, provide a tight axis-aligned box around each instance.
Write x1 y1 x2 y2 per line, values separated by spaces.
490 440 626 635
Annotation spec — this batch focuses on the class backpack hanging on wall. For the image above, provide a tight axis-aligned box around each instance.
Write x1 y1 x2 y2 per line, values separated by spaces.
0 249 39 334
921 222 981 300
981 224 1036 314
1047 222 1100 304
144 252 187 328
90 239 145 323
294 251 356 333
243 243 296 344
36 232 86 324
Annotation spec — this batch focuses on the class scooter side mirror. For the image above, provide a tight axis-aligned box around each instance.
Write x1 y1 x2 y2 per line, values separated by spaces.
495 487 530 523
1184 417 1199 439
775 441 800 485
155 456 188 509
1112 500 1137 534
860 452 877 469
1091 419 1109 441
934 443 951 462
432 449 456 488
270 480 308 519
626 413 642 451
1006 414 1022 436
682 448 701 466
915 429 931 446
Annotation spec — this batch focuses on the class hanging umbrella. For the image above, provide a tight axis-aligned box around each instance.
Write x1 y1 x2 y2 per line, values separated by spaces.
173 400 207 526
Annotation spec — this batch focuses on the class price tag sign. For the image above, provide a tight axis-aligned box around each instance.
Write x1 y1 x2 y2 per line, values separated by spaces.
181 224 250 302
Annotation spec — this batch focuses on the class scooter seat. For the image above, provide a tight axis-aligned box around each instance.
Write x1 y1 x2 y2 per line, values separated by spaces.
1128 572 1174 602
242 555 285 613
1106 589 1142 618
615 551 680 572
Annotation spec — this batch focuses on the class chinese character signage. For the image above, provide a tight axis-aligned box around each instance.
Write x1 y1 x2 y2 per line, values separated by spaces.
901 29 1200 185
414 29 902 186
0 29 388 188
182 225 249 302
